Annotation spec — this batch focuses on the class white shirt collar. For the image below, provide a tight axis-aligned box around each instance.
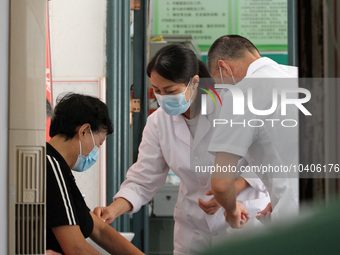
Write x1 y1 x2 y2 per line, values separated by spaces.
246 57 277 77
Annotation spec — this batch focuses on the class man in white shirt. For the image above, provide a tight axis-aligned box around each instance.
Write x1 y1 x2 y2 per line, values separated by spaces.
207 35 300 228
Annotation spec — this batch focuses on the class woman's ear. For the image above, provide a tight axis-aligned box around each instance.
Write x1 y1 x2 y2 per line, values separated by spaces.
192 75 200 89
78 123 91 137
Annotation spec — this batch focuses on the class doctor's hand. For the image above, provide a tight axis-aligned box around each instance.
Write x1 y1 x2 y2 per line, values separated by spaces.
46 250 62 255
93 206 116 224
94 198 133 224
256 202 272 224
198 190 222 215
224 201 249 228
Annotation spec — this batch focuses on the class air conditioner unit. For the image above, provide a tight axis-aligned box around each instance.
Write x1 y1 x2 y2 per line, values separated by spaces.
8 1 47 254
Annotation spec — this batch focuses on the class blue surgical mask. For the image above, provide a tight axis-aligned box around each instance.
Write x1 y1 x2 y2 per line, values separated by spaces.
155 81 193 115
72 129 99 172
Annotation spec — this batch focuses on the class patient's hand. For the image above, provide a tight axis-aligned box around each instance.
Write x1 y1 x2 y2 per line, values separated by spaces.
256 202 272 224
224 201 249 228
198 190 222 215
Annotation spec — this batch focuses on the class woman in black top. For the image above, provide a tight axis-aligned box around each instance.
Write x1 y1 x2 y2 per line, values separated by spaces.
46 93 143 255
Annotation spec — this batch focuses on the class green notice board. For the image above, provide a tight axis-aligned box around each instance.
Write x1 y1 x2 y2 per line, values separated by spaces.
235 0 288 51
153 0 230 51
153 0 288 52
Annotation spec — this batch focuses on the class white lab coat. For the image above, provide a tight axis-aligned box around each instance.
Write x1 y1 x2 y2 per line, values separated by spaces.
209 57 299 223
114 91 270 255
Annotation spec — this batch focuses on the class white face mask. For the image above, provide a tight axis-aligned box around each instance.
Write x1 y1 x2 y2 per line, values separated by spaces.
219 64 236 85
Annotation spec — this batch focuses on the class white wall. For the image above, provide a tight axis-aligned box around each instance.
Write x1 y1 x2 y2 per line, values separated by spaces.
0 0 9 253
49 0 108 212
49 0 107 78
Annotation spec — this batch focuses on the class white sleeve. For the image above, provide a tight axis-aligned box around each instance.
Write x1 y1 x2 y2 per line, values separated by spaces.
114 114 169 213
208 90 256 157
270 178 299 221
237 158 267 193
242 176 267 193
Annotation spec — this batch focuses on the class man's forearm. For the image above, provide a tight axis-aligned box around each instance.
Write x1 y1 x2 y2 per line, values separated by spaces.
211 152 241 213
211 178 237 212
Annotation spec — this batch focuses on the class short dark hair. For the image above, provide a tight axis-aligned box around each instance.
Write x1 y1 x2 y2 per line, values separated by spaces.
46 99 53 117
50 93 113 139
147 44 214 115
207 35 259 70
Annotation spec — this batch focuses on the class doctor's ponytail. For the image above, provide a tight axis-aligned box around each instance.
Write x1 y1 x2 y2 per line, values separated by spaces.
194 59 215 116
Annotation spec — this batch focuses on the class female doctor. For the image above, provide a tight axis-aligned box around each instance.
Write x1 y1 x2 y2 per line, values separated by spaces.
94 44 270 255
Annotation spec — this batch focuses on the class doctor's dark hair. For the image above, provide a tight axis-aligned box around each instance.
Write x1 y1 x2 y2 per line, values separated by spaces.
146 44 213 115
50 93 113 139
207 35 260 71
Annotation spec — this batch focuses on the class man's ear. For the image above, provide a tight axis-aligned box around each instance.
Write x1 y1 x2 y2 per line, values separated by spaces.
218 60 233 76
217 59 226 69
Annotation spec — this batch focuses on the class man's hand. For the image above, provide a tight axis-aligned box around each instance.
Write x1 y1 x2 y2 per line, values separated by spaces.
93 206 116 224
256 202 272 224
224 201 249 228
198 190 222 215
